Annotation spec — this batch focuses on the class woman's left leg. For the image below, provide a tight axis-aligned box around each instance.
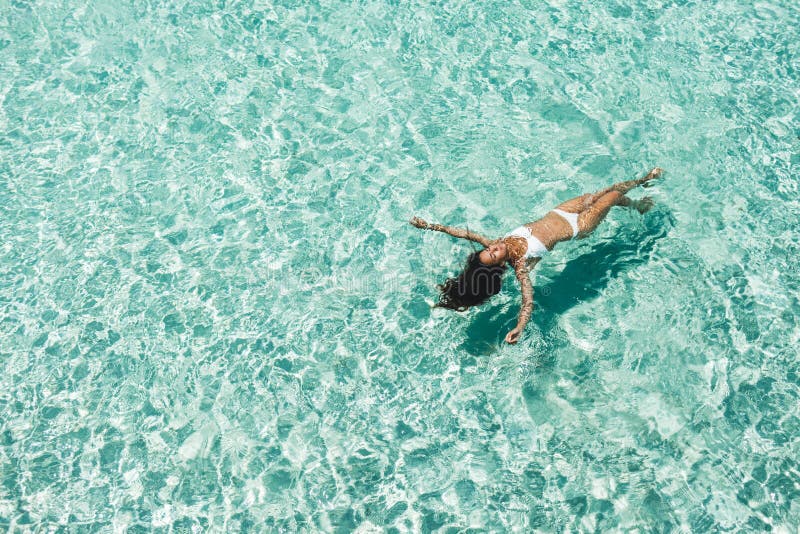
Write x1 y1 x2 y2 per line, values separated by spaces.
554 167 662 214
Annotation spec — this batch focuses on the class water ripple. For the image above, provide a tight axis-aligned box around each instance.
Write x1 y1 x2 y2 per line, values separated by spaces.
2 0 800 530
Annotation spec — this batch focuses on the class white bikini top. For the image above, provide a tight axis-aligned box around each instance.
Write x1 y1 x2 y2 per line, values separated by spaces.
504 210 579 260
504 226 549 259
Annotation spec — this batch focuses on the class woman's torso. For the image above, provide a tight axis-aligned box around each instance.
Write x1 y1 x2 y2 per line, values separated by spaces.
504 212 577 261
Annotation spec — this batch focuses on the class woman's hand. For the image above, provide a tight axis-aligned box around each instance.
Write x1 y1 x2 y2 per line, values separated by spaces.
410 216 428 229
505 327 522 344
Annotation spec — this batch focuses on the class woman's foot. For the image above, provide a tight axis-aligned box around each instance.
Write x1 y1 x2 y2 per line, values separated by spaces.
640 167 663 188
632 196 655 213
607 167 664 196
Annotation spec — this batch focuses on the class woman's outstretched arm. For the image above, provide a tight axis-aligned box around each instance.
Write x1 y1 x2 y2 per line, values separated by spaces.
409 217 492 247
505 260 534 344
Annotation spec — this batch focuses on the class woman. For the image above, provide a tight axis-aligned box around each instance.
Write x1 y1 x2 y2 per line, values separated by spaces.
410 167 662 344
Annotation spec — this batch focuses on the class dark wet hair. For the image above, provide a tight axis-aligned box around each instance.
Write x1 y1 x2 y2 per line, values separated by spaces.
436 252 507 311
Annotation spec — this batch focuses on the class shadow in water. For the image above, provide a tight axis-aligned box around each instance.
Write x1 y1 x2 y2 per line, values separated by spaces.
460 208 675 356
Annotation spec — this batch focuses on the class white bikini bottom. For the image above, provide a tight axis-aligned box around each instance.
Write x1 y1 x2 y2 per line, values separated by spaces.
551 208 580 239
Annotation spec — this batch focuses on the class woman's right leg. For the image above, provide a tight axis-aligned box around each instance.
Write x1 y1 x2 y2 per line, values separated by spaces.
576 190 627 237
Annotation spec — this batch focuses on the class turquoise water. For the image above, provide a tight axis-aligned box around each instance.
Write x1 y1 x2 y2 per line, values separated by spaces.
1 0 799 530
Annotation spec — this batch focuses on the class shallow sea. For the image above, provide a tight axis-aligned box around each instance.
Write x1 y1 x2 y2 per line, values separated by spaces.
1 0 800 531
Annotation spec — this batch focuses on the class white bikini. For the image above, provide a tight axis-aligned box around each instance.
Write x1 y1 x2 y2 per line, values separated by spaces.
504 209 580 259
552 209 580 239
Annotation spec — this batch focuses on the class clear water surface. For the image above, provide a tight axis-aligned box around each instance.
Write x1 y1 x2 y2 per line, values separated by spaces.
1 0 799 531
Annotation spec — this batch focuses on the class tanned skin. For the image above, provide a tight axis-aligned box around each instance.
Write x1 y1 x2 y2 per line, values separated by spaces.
411 167 663 344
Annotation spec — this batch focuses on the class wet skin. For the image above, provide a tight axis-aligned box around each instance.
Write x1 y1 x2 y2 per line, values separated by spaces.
410 167 663 344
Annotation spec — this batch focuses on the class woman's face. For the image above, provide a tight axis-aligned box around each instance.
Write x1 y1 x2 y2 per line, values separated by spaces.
479 240 508 266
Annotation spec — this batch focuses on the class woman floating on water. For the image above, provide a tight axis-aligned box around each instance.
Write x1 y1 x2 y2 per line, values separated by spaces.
410 167 663 344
